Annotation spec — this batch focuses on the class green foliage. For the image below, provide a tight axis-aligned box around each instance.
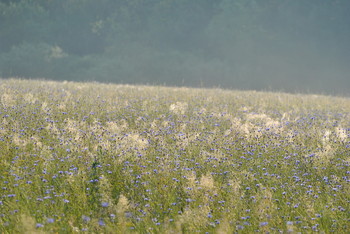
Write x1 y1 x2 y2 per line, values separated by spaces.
0 43 91 79
0 1 49 53
81 44 231 87
0 43 53 78
0 0 350 94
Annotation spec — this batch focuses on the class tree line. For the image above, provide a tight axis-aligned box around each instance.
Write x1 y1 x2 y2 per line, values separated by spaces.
1 0 349 94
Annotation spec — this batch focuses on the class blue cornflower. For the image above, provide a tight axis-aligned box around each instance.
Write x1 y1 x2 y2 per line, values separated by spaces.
82 215 91 222
98 219 105 226
259 222 268 227
101 202 109 207
36 223 44 228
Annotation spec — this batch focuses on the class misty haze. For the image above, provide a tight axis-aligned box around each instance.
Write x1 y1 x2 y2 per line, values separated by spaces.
1 0 349 95
1 1 350 232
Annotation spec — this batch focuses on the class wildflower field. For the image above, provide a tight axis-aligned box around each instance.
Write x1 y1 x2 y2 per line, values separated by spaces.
0 79 349 233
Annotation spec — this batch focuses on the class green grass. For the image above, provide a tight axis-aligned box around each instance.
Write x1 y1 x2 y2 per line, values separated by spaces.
0 78 349 233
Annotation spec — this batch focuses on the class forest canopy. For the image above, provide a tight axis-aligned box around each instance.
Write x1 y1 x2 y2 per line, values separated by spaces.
1 0 349 94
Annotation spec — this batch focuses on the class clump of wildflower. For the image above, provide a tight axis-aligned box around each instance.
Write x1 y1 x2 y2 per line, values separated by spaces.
98 175 114 209
176 205 211 232
116 194 130 232
169 102 188 115
117 194 129 213
20 214 36 233
200 173 215 190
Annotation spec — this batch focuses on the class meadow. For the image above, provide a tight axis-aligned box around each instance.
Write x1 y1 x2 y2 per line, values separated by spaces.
0 78 349 233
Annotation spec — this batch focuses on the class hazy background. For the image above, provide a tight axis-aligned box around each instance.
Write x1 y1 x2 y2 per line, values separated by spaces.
1 0 349 95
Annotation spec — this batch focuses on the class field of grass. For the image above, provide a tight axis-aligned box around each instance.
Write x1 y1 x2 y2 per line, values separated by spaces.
0 78 349 233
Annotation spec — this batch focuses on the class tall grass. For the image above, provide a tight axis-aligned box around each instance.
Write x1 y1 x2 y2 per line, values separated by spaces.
0 78 349 233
